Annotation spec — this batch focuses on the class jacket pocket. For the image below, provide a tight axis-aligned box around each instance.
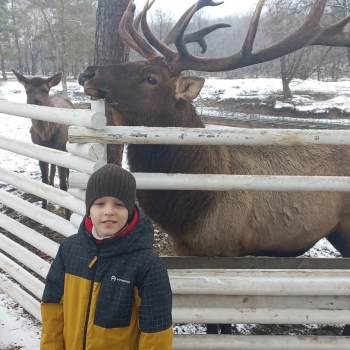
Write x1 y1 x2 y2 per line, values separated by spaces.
94 279 134 328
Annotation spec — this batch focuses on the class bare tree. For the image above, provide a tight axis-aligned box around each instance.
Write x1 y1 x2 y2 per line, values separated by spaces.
0 0 10 79
150 8 175 41
264 0 313 97
0 43 6 79
95 0 130 165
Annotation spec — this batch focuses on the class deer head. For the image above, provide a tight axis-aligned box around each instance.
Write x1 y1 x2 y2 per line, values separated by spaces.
12 70 63 106
78 0 350 127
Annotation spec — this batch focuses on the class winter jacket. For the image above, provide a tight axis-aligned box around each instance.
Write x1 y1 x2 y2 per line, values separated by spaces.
40 208 173 350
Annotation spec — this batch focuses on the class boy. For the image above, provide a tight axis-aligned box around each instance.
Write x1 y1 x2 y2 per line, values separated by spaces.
40 163 173 350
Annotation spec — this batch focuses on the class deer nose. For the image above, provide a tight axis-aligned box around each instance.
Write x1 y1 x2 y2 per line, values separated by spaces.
78 72 95 87
33 99 42 105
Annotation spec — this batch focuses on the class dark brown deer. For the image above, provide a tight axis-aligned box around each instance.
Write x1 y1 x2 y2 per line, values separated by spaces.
78 0 350 335
12 70 73 220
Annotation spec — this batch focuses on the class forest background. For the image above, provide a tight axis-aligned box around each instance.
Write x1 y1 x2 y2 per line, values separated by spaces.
2 0 350 100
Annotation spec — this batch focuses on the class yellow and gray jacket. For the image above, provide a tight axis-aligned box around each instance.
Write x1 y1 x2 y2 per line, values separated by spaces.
40 208 173 350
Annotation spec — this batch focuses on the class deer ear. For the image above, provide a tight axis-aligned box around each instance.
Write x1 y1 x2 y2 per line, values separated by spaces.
12 69 28 87
175 76 205 100
46 72 63 88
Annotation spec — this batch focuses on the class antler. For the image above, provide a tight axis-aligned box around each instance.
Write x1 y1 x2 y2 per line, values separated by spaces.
132 0 230 54
122 0 350 73
140 0 227 68
119 0 158 59
165 24 231 54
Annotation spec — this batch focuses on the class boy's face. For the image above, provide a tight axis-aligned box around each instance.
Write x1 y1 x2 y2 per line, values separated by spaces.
89 196 129 238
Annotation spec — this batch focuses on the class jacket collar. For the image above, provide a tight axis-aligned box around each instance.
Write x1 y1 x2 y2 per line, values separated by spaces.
84 208 139 242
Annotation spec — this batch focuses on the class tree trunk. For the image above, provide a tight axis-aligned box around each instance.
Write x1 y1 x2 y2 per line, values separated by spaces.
60 41 68 97
282 77 293 99
11 0 22 72
40 5 59 73
95 0 130 65
331 62 337 82
280 57 293 99
0 44 7 80
94 0 130 166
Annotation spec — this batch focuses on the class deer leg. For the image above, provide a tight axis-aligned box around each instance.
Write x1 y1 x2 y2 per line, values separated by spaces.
327 228 350 336
58 166 70 219
207 324 232 334
219 324 232 334
57 166 68 192
206 324 219 334
327 230 350 258
39 161 49 209
343 325 350 336
49 164 56 186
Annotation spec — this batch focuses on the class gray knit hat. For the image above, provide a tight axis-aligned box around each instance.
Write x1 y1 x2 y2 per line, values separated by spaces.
85 164 136 219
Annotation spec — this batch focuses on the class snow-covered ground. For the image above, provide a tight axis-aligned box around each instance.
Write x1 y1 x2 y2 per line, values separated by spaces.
0 293 41 349
199 77 350 113
0 75 348 349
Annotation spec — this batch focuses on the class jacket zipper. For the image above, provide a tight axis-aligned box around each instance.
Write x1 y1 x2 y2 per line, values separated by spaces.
82 246 101 350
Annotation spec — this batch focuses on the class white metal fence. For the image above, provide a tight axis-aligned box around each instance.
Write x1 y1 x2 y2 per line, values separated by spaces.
0 99 349 349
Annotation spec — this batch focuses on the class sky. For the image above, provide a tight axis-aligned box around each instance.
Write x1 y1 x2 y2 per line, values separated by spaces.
133 0 259 19
0 74 347 348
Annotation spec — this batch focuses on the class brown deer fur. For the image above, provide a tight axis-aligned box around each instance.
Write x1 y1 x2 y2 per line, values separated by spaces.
12 70 73 219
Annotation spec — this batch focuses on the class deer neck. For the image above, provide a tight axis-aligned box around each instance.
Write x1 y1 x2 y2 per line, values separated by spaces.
127 103 227 175
30 120 59 142
170 100 205 128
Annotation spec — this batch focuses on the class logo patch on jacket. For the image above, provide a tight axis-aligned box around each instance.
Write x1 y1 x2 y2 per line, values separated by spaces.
111 276 130 284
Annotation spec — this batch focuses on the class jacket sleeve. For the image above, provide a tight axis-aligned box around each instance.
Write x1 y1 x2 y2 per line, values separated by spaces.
137 256 173 350
40 245 66 350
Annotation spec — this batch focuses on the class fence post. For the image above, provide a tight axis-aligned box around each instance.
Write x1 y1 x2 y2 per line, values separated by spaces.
68 99 107 227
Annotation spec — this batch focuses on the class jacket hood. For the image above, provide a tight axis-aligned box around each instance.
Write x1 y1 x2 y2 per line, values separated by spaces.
78 207 155 258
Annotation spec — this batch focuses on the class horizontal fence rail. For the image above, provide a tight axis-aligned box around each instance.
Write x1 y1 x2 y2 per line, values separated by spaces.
0 253 45 300
0 135 105 174
172 335 350 350
0 233 50 278
0 100 107 129
0 167 85 215
168 270 350 296
0 274 41 321
0 212 59 258
69 172 350 192
0 188 76 237
69 125 350 146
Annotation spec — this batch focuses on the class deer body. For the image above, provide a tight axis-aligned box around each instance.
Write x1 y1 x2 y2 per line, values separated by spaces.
13 70 73 219
81 60 350 258
132 143 349 257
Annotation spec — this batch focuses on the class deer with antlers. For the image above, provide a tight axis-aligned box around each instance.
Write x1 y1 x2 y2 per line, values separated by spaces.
78 0 350 335
13 70 73 220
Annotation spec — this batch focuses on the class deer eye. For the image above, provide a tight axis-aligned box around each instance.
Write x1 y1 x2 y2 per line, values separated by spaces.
25 90 29 94
145 76 157 85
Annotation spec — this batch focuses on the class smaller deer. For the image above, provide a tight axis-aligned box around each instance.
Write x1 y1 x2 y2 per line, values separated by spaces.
12 70 73 219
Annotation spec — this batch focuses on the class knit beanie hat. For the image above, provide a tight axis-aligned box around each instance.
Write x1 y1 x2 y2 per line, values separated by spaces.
85 164 136 219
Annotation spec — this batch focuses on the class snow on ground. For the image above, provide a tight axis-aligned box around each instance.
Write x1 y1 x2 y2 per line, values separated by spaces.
0 293 41 349
199 77 350 114
0 75 348 348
